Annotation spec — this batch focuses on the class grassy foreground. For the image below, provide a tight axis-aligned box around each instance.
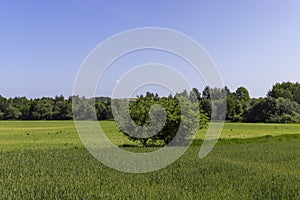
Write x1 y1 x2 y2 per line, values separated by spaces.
0 121 299 199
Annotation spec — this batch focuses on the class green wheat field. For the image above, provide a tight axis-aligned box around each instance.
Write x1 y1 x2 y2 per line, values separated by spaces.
0 121 299 199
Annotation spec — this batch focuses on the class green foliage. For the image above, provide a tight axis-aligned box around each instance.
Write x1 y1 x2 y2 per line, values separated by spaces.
72 96 96 120
0 96 74 120
232 114 243 122
5 105 21 119
114 92 205 146
95 100 112 120
268 81 300 104
202 86 227 100
236 86 250 102
226 94 235 119
0 111 4 120
244 97 300 123
224 87 250 121
200 98 212 117
200 86 227 120
0 95 112 120
0 81 300 124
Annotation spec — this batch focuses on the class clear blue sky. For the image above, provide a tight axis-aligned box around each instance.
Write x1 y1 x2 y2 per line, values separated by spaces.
1 0 299 98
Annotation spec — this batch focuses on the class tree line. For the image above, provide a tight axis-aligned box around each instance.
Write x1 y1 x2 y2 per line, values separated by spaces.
225 82 300 123
0 95 112 120
0 81 299 123
198 82 300 123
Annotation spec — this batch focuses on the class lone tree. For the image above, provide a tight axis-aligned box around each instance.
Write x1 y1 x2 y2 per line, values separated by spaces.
113 91 207 146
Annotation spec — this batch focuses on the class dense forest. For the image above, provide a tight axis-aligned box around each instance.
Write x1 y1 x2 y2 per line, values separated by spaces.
0 82 299 123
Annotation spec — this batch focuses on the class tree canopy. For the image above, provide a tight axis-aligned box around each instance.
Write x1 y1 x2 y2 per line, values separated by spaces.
0 81 299 124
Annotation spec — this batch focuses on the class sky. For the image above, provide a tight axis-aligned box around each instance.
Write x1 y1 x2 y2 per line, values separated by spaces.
0 0 300 98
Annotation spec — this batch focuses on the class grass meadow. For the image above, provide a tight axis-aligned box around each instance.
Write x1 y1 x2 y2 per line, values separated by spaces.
0 121 299 199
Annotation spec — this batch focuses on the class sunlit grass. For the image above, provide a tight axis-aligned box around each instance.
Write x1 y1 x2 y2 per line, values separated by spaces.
197 122 300 139
1 121 300 151
0 121 299 198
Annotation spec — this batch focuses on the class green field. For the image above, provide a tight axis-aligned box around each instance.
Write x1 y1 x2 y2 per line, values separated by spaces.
1 121 300 150
0 121 300 199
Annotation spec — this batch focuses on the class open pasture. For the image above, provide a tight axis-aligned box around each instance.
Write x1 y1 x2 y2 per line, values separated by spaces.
0 121 299 199
1 121 300 150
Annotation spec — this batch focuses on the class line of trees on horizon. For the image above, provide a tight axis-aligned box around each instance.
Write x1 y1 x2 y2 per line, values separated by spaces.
0 81 299 123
